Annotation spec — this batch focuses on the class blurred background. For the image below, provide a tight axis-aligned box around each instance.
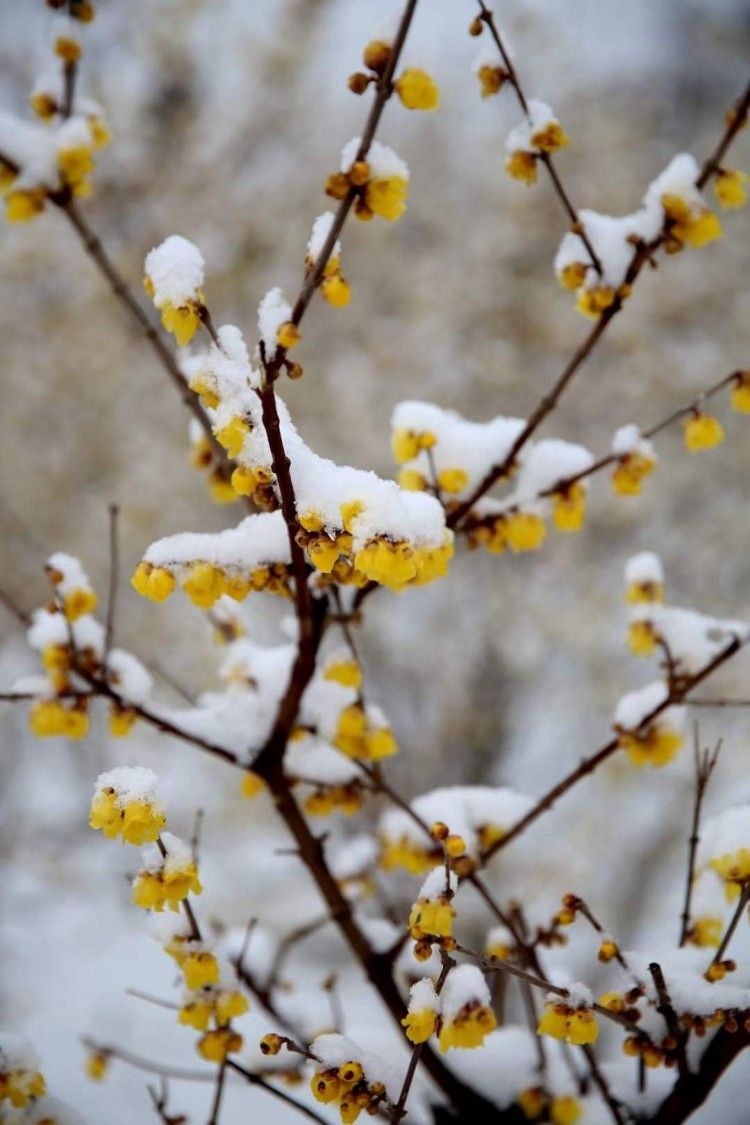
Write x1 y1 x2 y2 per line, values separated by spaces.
1 0 749 1121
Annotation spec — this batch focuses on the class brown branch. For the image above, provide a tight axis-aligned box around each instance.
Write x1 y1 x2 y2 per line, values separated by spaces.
207 1060 228 1125
475 0 603 274
449 82 750 529
710 883 750 967
389 952 453 1124
481 636 743 865
104 502 119 665
648 962 688 1078
679 732 721 946
225 1061 329 1125
647 1016 750 1124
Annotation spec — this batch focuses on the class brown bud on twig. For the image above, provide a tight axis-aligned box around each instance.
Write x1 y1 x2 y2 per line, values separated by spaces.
348 72 372 95
363 39 392 75
469 15 484 36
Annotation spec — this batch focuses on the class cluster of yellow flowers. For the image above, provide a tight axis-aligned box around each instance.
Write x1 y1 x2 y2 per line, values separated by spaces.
132 835 203 913
332 702 398 761
327 134 410 223
537 1000 599 1046
0 1057 46 1109
309 1061 387 1123
346 37 439 113
132 557 291 607
709 847 750 903
517 1089 583 1125
436 965 498 1052
89 767 165 845
505 100 569 186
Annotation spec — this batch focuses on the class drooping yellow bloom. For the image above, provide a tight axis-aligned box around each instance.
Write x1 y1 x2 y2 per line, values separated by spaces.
324 660 363 689
438 1004 497 1051
618 726 684 768
505 511 546 552
538 1002 598 1045
714 169 747 210
531 122 568 153
58 142 95 197
132 861 202 912
398 469 428 491
216 417 250 459
310 1071 341 1103
506 151 537 185
321 271 351 308
626 579 664 605
662 194 723 250
684 413 725 452
611 452 656 496
215 990 249 1025
402 1007 438 1043
5 188 46 223
576 285 616 318
551 1096 582 1125
552 483 586 532
477 65 506 98
437 468 469 494
730 372 750 414
131 562 176 602
1 1068 46 1108
710 848 750 901
690 915 724 947
109 705 137 737
197 1028 243 1063
365 176 409 221
394 69 440 111
160 301 202 346
277 321 301 350
409 897 454 939
85 1051 109 1082
179 998 213 1031
29 699 89 739
558 262 587 291
182 562 225 608
627 619 657 657
354 538 417 588
89 788 165 845
240 771 265 798
183 951 220 990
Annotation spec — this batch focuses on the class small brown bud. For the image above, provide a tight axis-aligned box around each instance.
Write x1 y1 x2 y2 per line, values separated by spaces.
430 821 449 841
562 893 580 911
440 935 457 952
325 172 350 200
347 72 371 95
285 361 304 380
349 160 370 187
363 39 392 75
260 1033 283 1056
450 854 476 878
469 15 484 36
444 834 466 858
413 940 432 962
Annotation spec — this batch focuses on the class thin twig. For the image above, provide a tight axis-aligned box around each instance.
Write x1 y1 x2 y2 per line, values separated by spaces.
679 731 721 946
649 962 688 1078
103 503 119 666
389 953 453 1123
710 884 750 967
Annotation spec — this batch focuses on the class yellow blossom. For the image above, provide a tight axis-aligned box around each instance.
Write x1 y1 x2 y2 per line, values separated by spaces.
552 483 586 532
30 91 57 119
182 562 224 608
477 65 506 98
662 194 722 250
216 417 250 459
364 176 408 221
58 143 95 196
209 474 237 504
310 1071 341 1103
618 726 683 768
505 511 546 552
691 916 724 948
197 1028 243 1063
551 1096 582 1125
132 862 202 912
626 580 664 604
531 122 568 153
506 151 537 185
179 999 213 1031
437 468 469 494
576 285 616 318
5 188 46 223
109 705 137 737
730 373 750 414
85 1051 109 1082
538 1002 598 1045
324 660 363 689
402 1008 438 1043
710 849 750 901
321 272 351 307
627 619 657 657
183 951 219 990
131 562 176 602
160 300 202 346
714 169 747 209
409 897 454 939
611 452 655 496
89 788 165 845
277 321 301 350
684 413 725 452
439 1004 497 1051
215 990 249 1025
241 771 265 798
394 69 440 111
558 262 587 291
398 469 428 491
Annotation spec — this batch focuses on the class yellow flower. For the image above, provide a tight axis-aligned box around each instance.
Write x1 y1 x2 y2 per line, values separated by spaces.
531 122 568 153
354 538 418 588
55 35 81 62
505 511 546 552
324 659 363 689
310 1071 340 1103
394 69 440 111
29 699 89 739
216 417 250 459
85 1051 108 1082
619 726 683 768
710 849 750 901
109 705 137 737
730 372 750 414
179 999 213 1031
551 1096 582 1125
365 727 398 760
691 916 724 947
611 452 655 496
576 285 616 318
409 897 454 939
477 65 506 98
662 194 722 250
160 301 202 346
183 951 219 990
5 188 46 223
30 91 57 119
558 262 587 291
552 483 586 532
182 562 225 608
131 562 176 602
3 1069 46 1108
89 788 165 844
627 619 657 657
398 469 428 491
208 473 237 504
438 1004 497 1051
277 321 301 350
240 771 265 798
197 1028 242 1063
58 143 95 196
538 1002 598 1045
684 413 725 452
714 170 747 210
626 580 664 604
132 862 202 912
437 468 469 494
321 272 351 307
506 151 537 185
365 176 408 221
215 989 249 1025
402 1008 438 1043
